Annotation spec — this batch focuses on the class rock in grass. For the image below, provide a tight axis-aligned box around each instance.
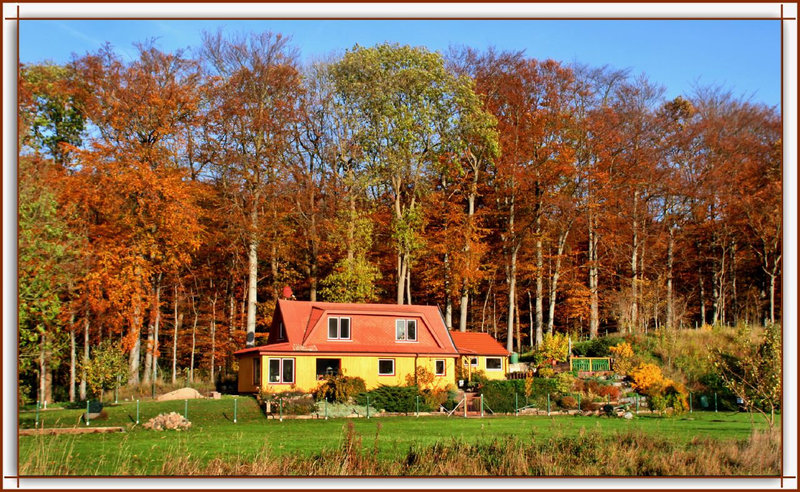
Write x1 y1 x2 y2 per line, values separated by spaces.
143 412 192 431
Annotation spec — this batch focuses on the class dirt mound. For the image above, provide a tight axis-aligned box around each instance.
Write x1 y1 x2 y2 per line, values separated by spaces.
156 387 204 401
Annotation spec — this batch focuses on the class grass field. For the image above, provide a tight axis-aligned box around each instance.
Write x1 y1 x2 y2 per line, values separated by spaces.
18 396 780 476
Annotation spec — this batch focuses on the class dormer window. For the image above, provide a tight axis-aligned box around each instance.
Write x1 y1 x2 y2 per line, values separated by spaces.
278 322 284 340
327 317 351 340
395 319 417 341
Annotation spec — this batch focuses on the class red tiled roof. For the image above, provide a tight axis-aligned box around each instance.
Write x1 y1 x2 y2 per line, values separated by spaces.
449 331 510 356
234 300 459 356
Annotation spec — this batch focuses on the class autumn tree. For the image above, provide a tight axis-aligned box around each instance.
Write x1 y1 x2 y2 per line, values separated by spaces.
201 31 302 345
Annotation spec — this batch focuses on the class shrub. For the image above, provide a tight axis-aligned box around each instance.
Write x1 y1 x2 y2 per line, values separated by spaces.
572 336 626 357
609 342 636 375
630 363 667 396
356 385 423 413
481 379 559 413
554 372 575 394
314 375 367 403
537 332 570 363
537 367 555 378
597 385 621 401
559 396 578 409
282 395 316 415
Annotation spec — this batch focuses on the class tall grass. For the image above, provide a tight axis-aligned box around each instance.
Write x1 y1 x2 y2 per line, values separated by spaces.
20 423 779 476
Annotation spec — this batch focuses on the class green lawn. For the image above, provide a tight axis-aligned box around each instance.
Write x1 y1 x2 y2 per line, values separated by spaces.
18 396 777 475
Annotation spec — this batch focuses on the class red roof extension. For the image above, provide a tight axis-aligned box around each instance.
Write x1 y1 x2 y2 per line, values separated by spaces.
234 300 460 357
448 331 510 357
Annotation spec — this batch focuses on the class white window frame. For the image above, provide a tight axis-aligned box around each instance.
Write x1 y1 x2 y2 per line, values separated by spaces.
327 316 351 340
378 358 395 376
395 319 418 342
485 357 503 371
267 357 295 384
435 359 446 376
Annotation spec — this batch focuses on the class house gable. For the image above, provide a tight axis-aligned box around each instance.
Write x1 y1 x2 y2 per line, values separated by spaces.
249 300 458 356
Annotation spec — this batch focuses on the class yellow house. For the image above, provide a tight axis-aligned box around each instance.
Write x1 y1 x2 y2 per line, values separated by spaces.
234 300 460 393
448 331 510 382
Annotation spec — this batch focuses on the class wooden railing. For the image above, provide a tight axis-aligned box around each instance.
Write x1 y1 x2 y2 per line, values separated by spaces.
569 356 612 372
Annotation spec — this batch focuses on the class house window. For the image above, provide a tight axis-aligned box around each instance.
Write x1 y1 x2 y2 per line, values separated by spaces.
268 358 295 383
252 357 261 386
278 322 284 340
328 317 351 340
378 359 395 376
486 357 503 371
315 358 341 379
470 357 478 367
395 319 417 341
435 359 446 376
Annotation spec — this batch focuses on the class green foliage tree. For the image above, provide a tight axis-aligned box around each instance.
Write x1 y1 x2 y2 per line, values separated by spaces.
331 43 485 304
711 324 781 427
19 63 85 166
319 211 380 303
80 339 129 399
537 332 570 364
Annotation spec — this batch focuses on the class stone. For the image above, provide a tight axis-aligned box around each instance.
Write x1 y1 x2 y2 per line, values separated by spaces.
208 391 222 399
623 411 633 419
156 387 204 401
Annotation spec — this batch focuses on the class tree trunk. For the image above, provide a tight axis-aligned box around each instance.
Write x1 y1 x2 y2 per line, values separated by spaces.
128 294 142 385
492 292 497 339
69 313 76 403
172 285 182 385
80 317 88 400
39 332 50 404
769 273 776 325
699 267 706 326
515 292 521 353
666 227 674 330
406 262 412 304
153 277 162 384
445 295 453 330
588 211 599 339
396 252 407 305
246 193 260 347
535 219 544 346
506 246 518 353
547 227 569 335
459 165 479 333
190 290 198 384
210 291 218 386
528 291 536 347
481 281 492 333
630 191 639 334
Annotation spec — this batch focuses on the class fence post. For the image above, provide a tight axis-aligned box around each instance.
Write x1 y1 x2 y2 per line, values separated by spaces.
184 399 188 420
464 397 467 418
480 395 484 418
689 393 693 413
279 397 283 422
547 394 550 416
366 396 370 419
416 395 420 417
515 393 518 416
35 401 40 428
136 399 140 424
577 393 581 412
714 392 718 413
635 394 639 414
85 400 90 426
324 399 328 420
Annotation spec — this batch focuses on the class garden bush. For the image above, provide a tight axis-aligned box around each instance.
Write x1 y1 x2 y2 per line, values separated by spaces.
559 395 578 409
356 385 426 413
314 375 366 403
481 379 559 413
572 336 626 357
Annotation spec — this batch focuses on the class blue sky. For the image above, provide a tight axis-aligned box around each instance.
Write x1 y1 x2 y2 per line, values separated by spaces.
20 19 781 107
